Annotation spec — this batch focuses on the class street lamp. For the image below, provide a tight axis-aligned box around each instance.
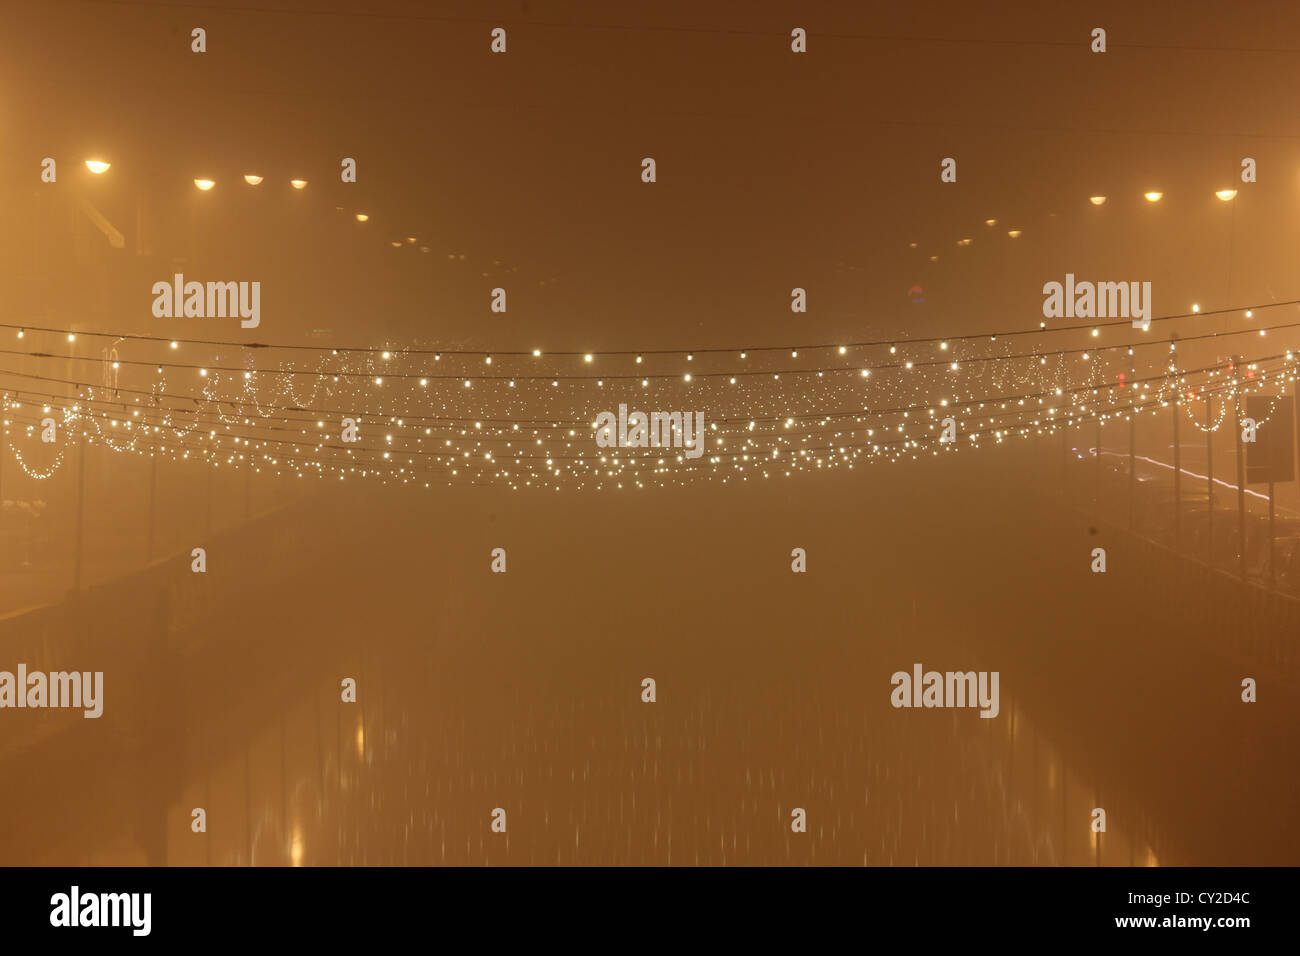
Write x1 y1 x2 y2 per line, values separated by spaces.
1216 189 1237 201
1144 191 1163 202
84 160 111 175
290 179 308 190
194 179 216 191
244 174 264 185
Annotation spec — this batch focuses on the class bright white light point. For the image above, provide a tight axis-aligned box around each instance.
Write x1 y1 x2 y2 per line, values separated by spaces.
584 354 593 363
420 378 427 386
85 160 111 174
200 368 207 376
684 374 691 382
940 342 948 350
533 349 541 357
68 334 75 342
861 369 870 377
838 346 846 354
465 380 472 386
194 179 215 191
1191 304 1200 313
170 341 178 349
375 377 382 385
485 356 492 364
382 351 390 359
291 179 308 189
1246 310 1253 318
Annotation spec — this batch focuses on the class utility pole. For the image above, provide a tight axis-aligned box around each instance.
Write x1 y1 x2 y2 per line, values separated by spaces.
146 452 157 562
72 425 87 592
1060 424 1068 502
1128 412 1136 531
1173 397 1182 551
1269 481 1277 591
1234 357 1246 578
1206 394 1214 568
1094 416 1102 515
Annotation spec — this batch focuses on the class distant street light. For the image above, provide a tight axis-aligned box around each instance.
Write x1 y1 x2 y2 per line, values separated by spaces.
1144 191 1163 202
244 174 264 185
290 179 308 189
194 179 216 191
356 213 369 222
1216 189 1237 201
1089 195 1106 205
84 160 111 174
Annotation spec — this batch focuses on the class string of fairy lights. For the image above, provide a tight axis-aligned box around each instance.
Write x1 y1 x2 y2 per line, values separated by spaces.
35 3 1289 493
1 362 1286 492
0 298 1295 490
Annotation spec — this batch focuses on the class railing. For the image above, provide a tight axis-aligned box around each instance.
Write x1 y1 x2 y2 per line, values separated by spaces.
0 502 309 760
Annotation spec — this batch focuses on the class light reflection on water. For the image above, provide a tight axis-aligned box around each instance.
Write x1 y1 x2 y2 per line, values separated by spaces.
1 475 1270 867
157 660 1159 867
